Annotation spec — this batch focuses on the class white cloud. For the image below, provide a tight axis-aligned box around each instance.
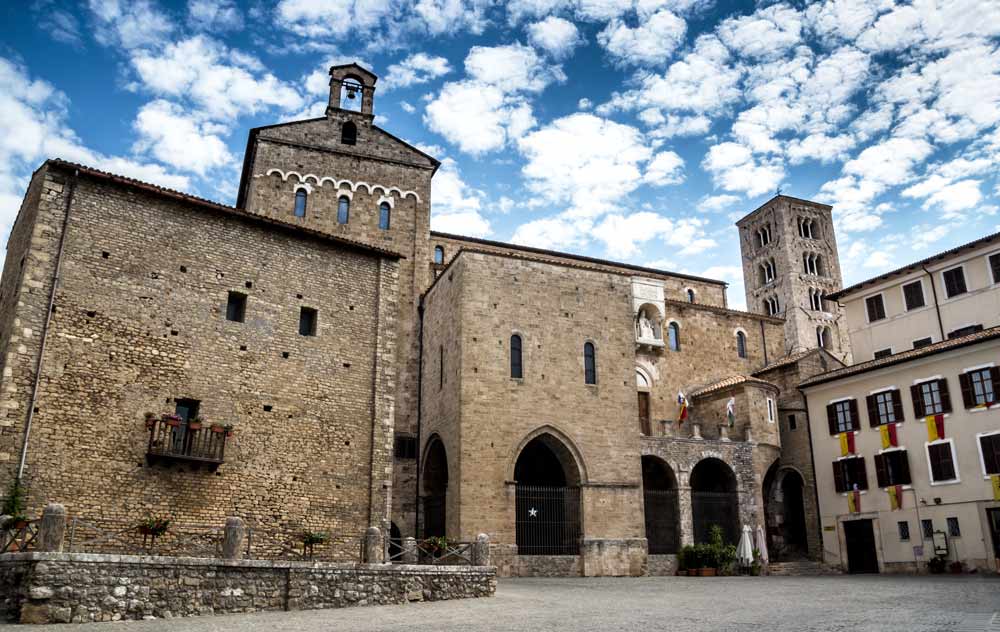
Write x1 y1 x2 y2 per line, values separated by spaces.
702 142 785 197
187 0 243 31
528 16 584 59
805 0 884 41
412 0 492 36
598 9 686 67
511 216 589 251
382 53 452 91
130 36 305 121
430 157 491 236
34 1 84 46
697 194 739 213
647 113 712 138
642 151 685 186
400 101 416 113
912 179 984 217
87 0 174 49
424 81 535 155
717 3 803 60
464 44 565 93
578 98 593 110
132 100 234 175
842 136 934 188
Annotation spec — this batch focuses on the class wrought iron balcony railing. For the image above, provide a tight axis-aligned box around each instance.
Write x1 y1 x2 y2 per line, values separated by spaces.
146 418 227 469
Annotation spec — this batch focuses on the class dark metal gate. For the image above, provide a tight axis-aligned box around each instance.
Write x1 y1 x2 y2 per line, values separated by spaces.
692 491 739 544
423 495 445 538
643 489 679 554
516 484 580 555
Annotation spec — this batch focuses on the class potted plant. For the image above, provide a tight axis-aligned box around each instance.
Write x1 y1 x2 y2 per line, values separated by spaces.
188 416 204 431
676 546 688 576
927 555 947 574
2 478 28 530
425 535 448 558
698 543 717 576
301 531 328 558
223 424 235 438
749 548 762 576
680 544 699 575
949 560 964 574
162 414 182 427
143 412 157 430
137 516 170 538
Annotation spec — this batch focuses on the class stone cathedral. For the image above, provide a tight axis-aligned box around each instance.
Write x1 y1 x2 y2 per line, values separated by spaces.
0 63 852 576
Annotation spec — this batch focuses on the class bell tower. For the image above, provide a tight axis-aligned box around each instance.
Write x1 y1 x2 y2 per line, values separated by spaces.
736 195 851 362
327 63 377 117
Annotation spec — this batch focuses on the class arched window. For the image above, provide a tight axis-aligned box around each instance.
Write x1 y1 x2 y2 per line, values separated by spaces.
736 331 747 359
340 78 363 112
584 342 596 385
668 322 680 351
687 289 696 303
379 202 391 230
510 334 523 379
433 245 445 265
341 121 357 145
293 189 307 218
337 196 350 224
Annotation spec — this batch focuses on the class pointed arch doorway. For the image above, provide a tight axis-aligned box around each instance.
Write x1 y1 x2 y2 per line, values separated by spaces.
514 433 582 555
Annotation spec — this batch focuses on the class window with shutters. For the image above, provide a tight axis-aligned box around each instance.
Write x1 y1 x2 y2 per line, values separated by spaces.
833 456 868 492
873 348 892 360
922 519 933 539
977 432 1000 475
911 379 951 417
827 399 859 434
584 342 597 385
897 521 910 541
865 294 886 322
902 280 925 310
866 389 903 426
510 334 523 379
927 440 958 483
913 337 933 349
990 253 1000 284
948 324 984 339
875 449 911 487
942 266 967 298
960 367 998 408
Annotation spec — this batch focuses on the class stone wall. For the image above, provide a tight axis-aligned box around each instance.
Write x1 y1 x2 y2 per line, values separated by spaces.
647 554 679 576
0 552 495 624
0 164 399 554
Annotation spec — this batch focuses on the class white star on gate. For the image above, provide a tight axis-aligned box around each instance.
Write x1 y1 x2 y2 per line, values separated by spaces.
528 507 538 517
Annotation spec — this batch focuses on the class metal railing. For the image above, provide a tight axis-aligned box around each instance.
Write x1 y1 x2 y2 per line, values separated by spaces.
644 489 680 554
386 538 475 565
147 417 227 465
515 484 581 555
1 519 40 553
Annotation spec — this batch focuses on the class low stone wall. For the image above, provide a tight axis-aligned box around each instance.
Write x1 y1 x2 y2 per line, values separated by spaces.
513 555 582 577
647 554 679 576
0 552 496 624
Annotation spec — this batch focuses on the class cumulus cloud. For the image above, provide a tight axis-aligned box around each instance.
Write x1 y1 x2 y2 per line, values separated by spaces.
717 3 803 60
702 142 785 197
132 100 234 175
598 9 686 66
528 16 584 59
430 158 492 237
87 0 174 49
697 194 740 213
187 0 243 31
382 53 452 91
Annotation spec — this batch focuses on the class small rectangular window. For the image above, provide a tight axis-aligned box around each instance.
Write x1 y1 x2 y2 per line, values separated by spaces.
913 337 934 349
902 280 925 311
875 450 912 487
865 294 886 322
866 389 902 426
226 291 247 323
873 348 893 360
922 519 933 539
960 367 998 408
394 435 417 459
990 253 1000 284
787 414 797 430
927 442 957 483
948 324 984 339
947 517 961 537
827 399 859 434
942 267 967 298
767 398 775 423
911 379 951 417
898 521 910 541
979 433 1000 475
298 307 317 336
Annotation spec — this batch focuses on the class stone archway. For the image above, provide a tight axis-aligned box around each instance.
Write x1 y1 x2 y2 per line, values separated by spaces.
421 436 448 538
690 458 739 545
513 433 582 555
764 463 809 560
642 456 679 554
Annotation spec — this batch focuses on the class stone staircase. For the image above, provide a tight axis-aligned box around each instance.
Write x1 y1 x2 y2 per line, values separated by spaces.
766 560 843 576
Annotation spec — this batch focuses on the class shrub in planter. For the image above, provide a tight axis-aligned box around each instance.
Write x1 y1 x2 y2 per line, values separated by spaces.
927 556 947 574
301 531 328 558
949 561 964 574
188 416 204 431
2 478 28 529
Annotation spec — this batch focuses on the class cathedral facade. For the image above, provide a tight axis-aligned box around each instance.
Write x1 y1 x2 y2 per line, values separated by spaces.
0 64 849 575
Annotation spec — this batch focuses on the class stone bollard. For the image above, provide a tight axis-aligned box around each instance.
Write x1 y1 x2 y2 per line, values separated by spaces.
472 533 491 566
363 526 382 563
718 424 730 442
691 422 702 440
0 514 11 551
222 516 245 560
38 503 67 552
402 537 418 564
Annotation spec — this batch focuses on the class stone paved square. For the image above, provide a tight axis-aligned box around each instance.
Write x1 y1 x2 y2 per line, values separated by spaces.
4 576 999 632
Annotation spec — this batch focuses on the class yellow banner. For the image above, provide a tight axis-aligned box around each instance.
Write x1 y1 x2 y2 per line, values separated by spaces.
848 491 859 513
926 415 940 442
887 486 899 511
880 425 890 449
992 475 1000 501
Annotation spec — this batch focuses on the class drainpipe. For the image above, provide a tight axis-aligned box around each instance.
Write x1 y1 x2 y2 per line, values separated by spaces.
921 265 945 342
799 389 824 562
759 319 769 366
17 169 78 480
414 296 425 537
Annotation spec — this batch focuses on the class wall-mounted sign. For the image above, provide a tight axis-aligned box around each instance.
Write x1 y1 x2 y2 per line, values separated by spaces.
933 531 948 556
823 526 836 532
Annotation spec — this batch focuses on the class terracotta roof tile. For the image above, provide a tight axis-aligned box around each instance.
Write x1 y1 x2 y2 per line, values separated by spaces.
690 374 779 399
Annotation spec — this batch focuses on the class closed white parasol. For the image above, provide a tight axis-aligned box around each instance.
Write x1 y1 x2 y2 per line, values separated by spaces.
737 525 754 569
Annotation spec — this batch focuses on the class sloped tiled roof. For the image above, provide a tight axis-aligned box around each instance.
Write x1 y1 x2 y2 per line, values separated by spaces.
45 159 404 259
754 348 846 375
799 326 1000 389
690 374 780 399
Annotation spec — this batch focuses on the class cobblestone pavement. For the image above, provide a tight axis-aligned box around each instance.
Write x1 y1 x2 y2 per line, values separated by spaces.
5 575 1000 631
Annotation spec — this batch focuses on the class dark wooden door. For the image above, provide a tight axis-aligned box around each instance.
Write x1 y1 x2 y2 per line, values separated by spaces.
987 509 1000 558
638 392 651 436
843 519 879 574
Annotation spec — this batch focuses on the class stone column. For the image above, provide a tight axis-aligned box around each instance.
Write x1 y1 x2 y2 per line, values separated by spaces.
37 503 66 552
402 536 418 564
690 422 702 439
363 526 382 563
222 517 245 560
472 533 491 566
718 424 730 441
677 486 695 546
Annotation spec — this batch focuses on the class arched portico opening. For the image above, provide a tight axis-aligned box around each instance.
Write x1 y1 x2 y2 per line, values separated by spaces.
422 436 448 538
690 458 739 544
514 433 582 555
388 521 402 560
642 456 679 554
764 463 809 560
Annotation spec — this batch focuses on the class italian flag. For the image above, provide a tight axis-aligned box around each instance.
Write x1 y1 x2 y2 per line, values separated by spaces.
839 431 855 456
848 490 860 513
926 414 945 442
880 423 898 449
887 485 903 510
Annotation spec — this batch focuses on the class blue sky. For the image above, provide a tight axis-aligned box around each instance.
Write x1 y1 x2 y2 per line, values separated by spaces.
2 0 999 309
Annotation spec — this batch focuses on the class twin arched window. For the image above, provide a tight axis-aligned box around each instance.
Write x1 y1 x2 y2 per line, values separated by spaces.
736 331 747 359
379 202 391 230
510 334 523 379
667 322 680 351
337 196 350 224
584 342 597 384
293 189 307 218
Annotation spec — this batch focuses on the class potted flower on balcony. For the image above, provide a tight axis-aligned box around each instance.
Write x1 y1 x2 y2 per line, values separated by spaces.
162 414 182 427
301 530 328 559
143 412 157 430
210 423 226 434
188 416 204 431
